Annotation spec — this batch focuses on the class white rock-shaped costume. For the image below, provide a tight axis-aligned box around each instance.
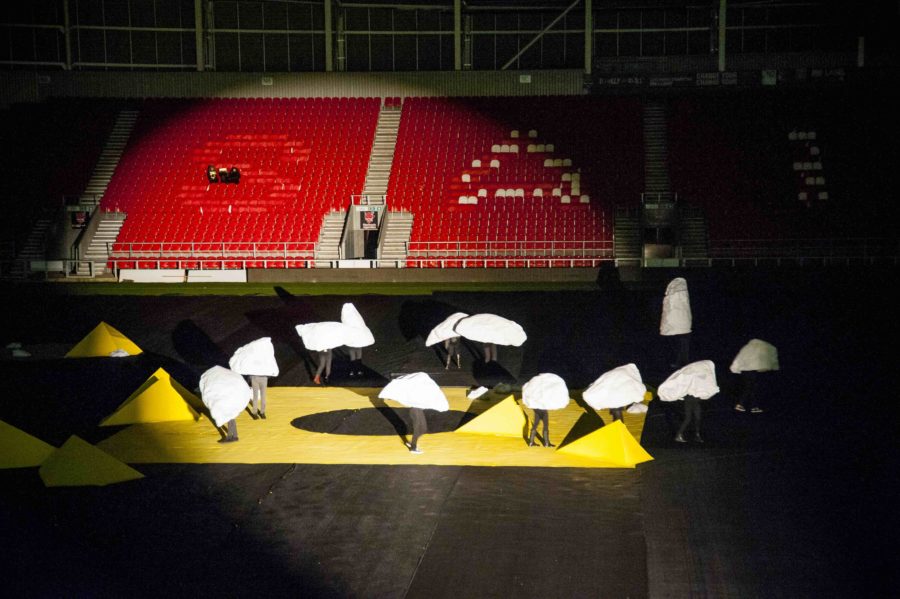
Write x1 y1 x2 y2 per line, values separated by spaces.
730 339 779 373
658 360 719 402
425 312 469 346
378 372 449 411
660 277 692 336
454 313 527 346
341 302 375 348
199 366 252 427
522 373 570 410
295 322 349 351
582 363 647 410
229 337 279 377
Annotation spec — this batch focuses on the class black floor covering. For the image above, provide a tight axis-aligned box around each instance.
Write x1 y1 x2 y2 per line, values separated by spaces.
1 267 897 597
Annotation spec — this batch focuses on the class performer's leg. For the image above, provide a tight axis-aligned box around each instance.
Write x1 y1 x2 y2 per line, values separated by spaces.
528 411 540 446
676 399 693 442
257 376 267 416
540 410 552 447
410 408 426 452
691 397 703 441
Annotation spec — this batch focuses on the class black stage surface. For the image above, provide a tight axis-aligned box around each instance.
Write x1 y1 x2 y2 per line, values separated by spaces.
1 267 897 597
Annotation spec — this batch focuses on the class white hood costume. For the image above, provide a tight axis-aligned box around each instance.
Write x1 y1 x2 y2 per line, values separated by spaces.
378 372 450 411
295 322 350 352
660 277 692 336
229 337 279 377
454 313 527 346
199 366 252 427
522 373 570 410
425 312 469 346
658 360 720 402
341 303 375 348
730 339 779 373
582 363 647 410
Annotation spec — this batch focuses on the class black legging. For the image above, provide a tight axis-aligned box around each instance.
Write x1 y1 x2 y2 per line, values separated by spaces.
610 407 624 422
739 371 758 410
409 407 427 450
528 408 550 446
677 395 702 438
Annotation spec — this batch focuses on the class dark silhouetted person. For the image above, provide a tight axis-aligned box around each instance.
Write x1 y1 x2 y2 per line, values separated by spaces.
206 164 218 183
228 166 240 183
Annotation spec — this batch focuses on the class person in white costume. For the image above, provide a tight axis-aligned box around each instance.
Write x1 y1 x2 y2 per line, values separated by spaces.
660 277 692 368
425 312 468 369
582 363 647 424
378 372 449 454
341 303 375 377
658 360 719 444
730 339 779 414
199 366 252 444
521 373 570 447
453 313 527 366
228 337 279 419
295 322 347 385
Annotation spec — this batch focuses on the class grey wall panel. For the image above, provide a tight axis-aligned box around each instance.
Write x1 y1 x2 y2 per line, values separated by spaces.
1 69 586 107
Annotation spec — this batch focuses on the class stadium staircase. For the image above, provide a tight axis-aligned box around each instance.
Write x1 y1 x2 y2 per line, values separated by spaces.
80 110 139 206
74 109 138 276
314 211 345 264
10 218 52 278
678 205 710 265
362 99 402 201
613 207 642 266
642 100 671 198
379 211 414 265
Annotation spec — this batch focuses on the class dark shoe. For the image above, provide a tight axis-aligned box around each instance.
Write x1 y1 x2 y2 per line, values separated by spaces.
250 411 259 420
218 436 238 444
693 433 704 443
528 441 538 447
674 434 687 443
259 412 267 420
543 441 555 448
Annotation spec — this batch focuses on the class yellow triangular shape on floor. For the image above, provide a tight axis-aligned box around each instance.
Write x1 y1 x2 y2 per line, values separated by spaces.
0 420 56 468
66 321 143 358
557 419 653 467
100 367 202 426
39 435 144 487
455 395 527 438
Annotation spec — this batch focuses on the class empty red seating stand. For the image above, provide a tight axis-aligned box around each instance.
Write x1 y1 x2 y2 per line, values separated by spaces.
101 97 380 268
389 96 642 265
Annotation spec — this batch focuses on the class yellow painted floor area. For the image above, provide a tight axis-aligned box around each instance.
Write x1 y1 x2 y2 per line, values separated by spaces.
97 387 649 468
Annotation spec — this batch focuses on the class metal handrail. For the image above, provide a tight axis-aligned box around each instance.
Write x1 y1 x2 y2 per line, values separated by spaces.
107 240 316 258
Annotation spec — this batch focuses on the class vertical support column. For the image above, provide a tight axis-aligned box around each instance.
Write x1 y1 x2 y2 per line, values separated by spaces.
194 0 204 71
454 0 462 71
717 0 727 72
63 0 72 70
324 0 333 72
584 0 592 76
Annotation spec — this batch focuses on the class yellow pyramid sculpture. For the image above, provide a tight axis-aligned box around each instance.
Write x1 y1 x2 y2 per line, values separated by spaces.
100 367 202 426
455 395 527 438
0 420 56 468
39 435 144 487
66 322 142 358
557 419 653 467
